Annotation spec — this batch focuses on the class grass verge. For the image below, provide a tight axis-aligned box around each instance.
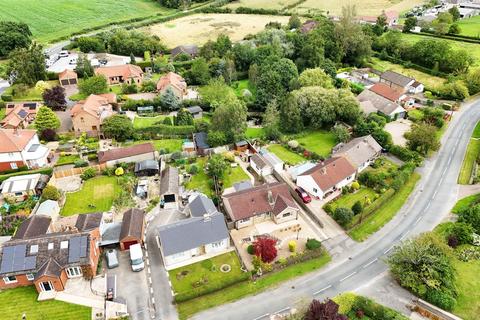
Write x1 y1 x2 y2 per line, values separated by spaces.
452 193 480 214
458 139 480 184
348 173 420 242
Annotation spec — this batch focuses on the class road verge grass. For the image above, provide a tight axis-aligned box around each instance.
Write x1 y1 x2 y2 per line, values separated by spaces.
348 173 420 241
458 139 480 184
452 193 480 213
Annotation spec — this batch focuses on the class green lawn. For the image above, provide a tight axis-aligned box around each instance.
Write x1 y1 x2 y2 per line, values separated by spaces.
232 79 256 98
0 107 6 121
245 127 265 139
55 154 81 166
457 15 480 38
328 188 378 213
472 122 480 139
223 165 250 188
296 130 337 157
453 259 480 319
0 0 176 43
60 176 119 216
458 139 480 184
0 286 90 320
133 115 170 129
169 252 246 298
122 139 183 152
452 193 480 214
177 253 331 320
348 173 420 242
267 144 305 165
2 81 59 101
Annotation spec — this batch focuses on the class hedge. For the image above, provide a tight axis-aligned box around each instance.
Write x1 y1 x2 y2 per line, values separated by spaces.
135 124 195 137
349 188 396 227
0 167 53 183
372 52 449 78
389 145 424 164
416 31 480 44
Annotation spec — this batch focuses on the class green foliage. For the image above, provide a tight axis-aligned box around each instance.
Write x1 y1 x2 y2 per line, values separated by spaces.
121 82 138 94
176 108 194 126
190 57 210 85
247 244 255 255
160 87 180 111
298 68 334 88
206 154 227 179
0 21 32 57
41 185 61 201
333 207 354 227
199 77 237 109
75 54 94 78
332 292 357 315
331 125 351 143
207 130 227 147
211 95 247 143
288 241 296 253
438 80 469 100
403 17 417 33
98 29 165 56
352 200 363 215
449 222 474 245
80 167 97 181
288 14 302 30
263 101 281 140
465 69 480 95
102 115 134 141
7 42 46 85
351 295 409 319
140 80 156 93
75 36 105 53
458 204 480 233
35 106 60 132
424 289 456 311
405 123 440 155
78 75 108 95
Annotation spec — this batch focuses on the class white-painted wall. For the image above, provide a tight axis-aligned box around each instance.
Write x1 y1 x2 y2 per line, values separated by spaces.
105 152 155 167
163 238 230 268
297 173 356 199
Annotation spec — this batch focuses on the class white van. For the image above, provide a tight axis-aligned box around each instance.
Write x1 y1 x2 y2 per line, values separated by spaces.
129 243 144 272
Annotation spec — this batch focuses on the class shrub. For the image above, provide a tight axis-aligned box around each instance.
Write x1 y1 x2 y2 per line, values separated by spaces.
450 222 474 245
288 140 299 148
447 235 459 248
73 160 88 168
247 244 255 255
306 238 322 250
80 168 96 180
115 167 125 176
424 289 456 311
288 241 296 252
41 185 61 201
333 207 354 227
351 181 360 190
188 165 198 175
352 201 363 215
332 292 357 314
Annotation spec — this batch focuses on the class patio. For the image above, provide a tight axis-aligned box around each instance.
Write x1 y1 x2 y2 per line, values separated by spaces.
230 213 318 270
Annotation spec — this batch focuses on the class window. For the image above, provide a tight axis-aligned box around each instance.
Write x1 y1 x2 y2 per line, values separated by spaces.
66 267 82 278
240 218 250 223
3 276 17 284
14 192 23 196
30 245 39 254
48 243 54 250
282 212 292 218
211 241 223 248
26 273 34 281
10 162 18 169
80 117 84 123
60 241 68 249
313 188 318 193
347 176 352 180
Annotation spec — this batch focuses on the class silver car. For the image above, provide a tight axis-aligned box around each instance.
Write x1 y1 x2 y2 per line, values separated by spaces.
106 249 119 269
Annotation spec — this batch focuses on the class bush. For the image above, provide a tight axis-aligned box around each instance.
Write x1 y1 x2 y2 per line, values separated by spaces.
41 185 61 201
352 295 408 319
424 289 456 311
288 241 296 253
352 201 363 215
188 165 198 175
73 160 88 168
450 222 474 245
332 292 357 314
247 244 255 255
333 207 354 227
306 238 322 250
80 168 96 180
351 181 360 190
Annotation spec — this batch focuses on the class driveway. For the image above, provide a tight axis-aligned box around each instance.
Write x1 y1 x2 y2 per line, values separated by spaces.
384 119 412 147
106 250 151 320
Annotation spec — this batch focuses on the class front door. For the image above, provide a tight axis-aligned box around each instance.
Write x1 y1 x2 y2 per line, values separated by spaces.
40 281 54 292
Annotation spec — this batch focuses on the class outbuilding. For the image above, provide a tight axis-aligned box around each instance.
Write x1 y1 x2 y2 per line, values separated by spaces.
134 159 159 177
160 166 179 209
119 208 145 251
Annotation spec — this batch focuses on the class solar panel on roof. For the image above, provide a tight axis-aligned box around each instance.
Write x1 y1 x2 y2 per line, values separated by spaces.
0 244 37 274
17 109 28 118
68 237 81 263
79 236 88 258
24 103 36 109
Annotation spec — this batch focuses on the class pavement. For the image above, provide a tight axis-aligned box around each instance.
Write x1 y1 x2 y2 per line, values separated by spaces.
189 96 480 320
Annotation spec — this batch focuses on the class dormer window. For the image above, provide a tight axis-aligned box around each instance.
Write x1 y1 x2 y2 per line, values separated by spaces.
48 243 54 250
60 241 68 249
30 245 38 254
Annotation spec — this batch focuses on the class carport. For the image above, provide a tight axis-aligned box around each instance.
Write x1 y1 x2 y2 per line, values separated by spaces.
160 166 179 209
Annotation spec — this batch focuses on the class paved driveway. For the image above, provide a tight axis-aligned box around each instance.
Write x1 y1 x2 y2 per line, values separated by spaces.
106 250 151 320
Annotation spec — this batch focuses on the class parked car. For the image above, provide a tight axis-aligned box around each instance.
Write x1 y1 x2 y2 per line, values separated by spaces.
295 187 312 203
129 244 144 272
106 274 116 301
59 50 69 58
106 249 119 269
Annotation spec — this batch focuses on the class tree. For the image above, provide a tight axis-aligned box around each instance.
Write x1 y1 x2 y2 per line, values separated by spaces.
176 108 194 125
465 69 480 95
206 154 227 179
160 87 180 111
253 237 277 263
352 200 363 215
280 93 304 134
232 43 256 72
130 53 136 64
263 101 281 140
373 13 388 36
0 21 32 57
331 125 350 143
439 81 469 100
333 207 354 227
41 185 61 201
140 80 156 93
207 130 227 147
198 77 237 108
35 106 60 133
121 82 138 94
211 95 247 142
448 23 461 35
450 222 474 245
288 14 302 30
458 204 480 233
403 16 418 33
75 36 105 53
78 75 108 95
405 123 440 155
432 12 453 35
305 299 347 320
42 86 66 111
448 6 460 21
213 34 232 57
387 233 457 307
101 115 134 141
75 54 94 78
103 29 165 56
298 68 334 88
190 57 210 85
7 42 46 85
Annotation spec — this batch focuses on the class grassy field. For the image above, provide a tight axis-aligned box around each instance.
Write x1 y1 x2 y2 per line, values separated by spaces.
122 139 183 152
145 14 290 47
169 252 246 298
225 0 299 10
457 15 480 38
0 0 176 43
369 57 446 89
133 115 170 129
0 286 90 320
458 137 480 185
349 173 420 242
452 193 480 214
296 130 337 157
61 176 119 216
177 253 331 320
267 144 305 165
55 154 81 166
245 127 265 139
328 188 378 213
295 0 424 16
453 259 480 319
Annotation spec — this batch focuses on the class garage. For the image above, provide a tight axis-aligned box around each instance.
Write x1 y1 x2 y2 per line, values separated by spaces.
119 208 145 251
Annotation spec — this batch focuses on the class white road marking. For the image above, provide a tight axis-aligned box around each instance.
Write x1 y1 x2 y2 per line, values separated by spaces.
432 190 438 199
362 258 378 269
253 313 270 320
400 232 409 241
384 246 394 255
339 272 356 282
274 307 291 314
314 284 332 295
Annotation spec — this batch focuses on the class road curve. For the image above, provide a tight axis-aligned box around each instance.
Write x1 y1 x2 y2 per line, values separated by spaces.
192 97 480 320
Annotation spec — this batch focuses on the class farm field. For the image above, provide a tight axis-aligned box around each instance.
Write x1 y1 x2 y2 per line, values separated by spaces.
294 0 424 16
225 0 298 10
0 0 176 43
369 57 446 89
457 15 480 38
145 14 290 48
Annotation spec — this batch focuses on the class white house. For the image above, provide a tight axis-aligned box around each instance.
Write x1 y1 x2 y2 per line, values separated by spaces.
259 148 284 172
157 195 230 269
0 129 49 173
250 153 272 177
296 157 356 199
331 135 383 173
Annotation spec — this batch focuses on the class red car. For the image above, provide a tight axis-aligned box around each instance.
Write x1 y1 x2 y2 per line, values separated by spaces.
295 187 312 203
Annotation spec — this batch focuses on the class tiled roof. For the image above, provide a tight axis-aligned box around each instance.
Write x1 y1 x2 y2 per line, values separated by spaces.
95 64 143 80
357 89 403 116
0 129 36 153
75 212 103 232
156 72 187 92
369 83 403 102
119 208 144 241
12 215 51 240
97 143 154 163
71 94 115 120
299 157 356 191
58 69 77 80
381 71 414 88
332 135 382 169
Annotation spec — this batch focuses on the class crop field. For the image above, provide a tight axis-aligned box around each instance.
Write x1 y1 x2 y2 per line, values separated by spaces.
294 0 425 16
0 0 176 43
145 14 290 47
225 0 299 10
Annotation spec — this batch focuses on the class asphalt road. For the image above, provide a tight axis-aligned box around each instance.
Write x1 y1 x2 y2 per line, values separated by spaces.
192 97 480 320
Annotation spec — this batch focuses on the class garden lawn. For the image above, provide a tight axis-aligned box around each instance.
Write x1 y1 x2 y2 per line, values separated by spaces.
223 165 250 188
169 252 245 297
55 154 81 166
0 0 176 43
176 253 331 320
133 115 170 129
122 139 182 153
348 173 420 242
60 176 119 216
185 158 212 197
296 130 337 157
232 79 256 98
457 15 480 38
452 193 480 214
458 139 480 184
328 188 378 213
453 259 480 320
472 121 480 139
0 107 6 121
245 127 265 139
2 81 59 101
0 286 90 320
267 144 305 165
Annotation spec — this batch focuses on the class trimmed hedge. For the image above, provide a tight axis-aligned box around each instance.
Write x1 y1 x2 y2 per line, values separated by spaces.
416 31 480 44
0 168 53 183
372 52 449 78
135 124 195 137
351 295 408 319
352 188 396 225
389 145 424 165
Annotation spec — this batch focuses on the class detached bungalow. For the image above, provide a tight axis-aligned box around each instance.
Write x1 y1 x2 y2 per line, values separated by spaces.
170 44 199 60
2 102 39 129
332 135 383 173
98 143 155 167
357 85 406 120
296 157 356 199
71 94 116 137
95 64 144 85
380 70 423 94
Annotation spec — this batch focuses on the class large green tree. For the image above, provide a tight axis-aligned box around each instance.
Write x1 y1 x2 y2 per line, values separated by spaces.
206 154 227 179
190 57 210 85
198 77 237 109
298 68 334 88
263 101 281 140
75 54 94 78
101 115 134 142
405 123 440 155
78 75 108 95
211 95 247 142
7 42 46 85
35 106 60 132
0 21 32 57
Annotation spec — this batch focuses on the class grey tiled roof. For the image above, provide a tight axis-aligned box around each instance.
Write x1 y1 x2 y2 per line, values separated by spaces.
189 194 217 218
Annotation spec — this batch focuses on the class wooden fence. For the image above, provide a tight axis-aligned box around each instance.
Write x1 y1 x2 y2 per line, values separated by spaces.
53 163 107 179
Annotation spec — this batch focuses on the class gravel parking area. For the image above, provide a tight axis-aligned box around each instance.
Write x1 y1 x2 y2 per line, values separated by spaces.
384 119 412 147
52 176 82 192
